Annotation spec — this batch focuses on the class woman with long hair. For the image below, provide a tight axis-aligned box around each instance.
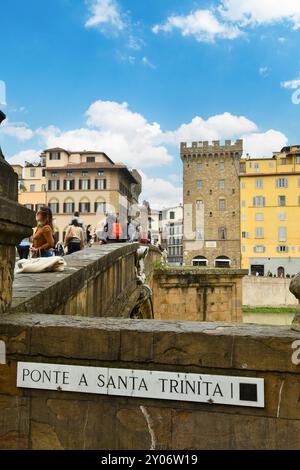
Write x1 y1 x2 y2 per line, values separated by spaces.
64 218 84 254
31 206 55 258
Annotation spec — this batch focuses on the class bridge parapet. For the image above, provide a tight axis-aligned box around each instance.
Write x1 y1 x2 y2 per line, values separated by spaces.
11 244 160 318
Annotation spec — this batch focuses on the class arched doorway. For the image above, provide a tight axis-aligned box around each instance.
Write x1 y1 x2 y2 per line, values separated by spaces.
215 256 231 268
192 256 208 267
277 266 285 278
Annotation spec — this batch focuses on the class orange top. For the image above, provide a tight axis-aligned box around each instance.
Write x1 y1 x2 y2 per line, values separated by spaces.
33 225 55 251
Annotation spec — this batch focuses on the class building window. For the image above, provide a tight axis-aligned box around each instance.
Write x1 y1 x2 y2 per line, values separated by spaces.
98 170 104 176
66 170 73 177
24 204 34 210
278 227 287 242
35 204 44 212
87 156 95 163
192 256 208 267
241 182 246 189
79 202 90 213
64 180 75 191
254 163 259 172
278 195 286 207
79 179 90 190
95 201 106 214
277 213 286 224
95 179 107 190
41 184 46 192
253 196 266 207
254 246 265 253
30 184 36 192
82 170 89 177
196 200 203 209
269 162 274 168
218 227 227 240
296 156 300 164
277 246 289 253
219 179 225 190
49 152 60 160
215 256 231 268
255 227 264 239
240 163 246 173
255 213 264 221
255 179 263 189
51 170 58 177
197 180 203 190
197 163 203 171
48 180 60 191
30 168 36 177
63 201 75 214
242 246 246 253
298 196 300 206
241 200 246 207
42 169 46 177
242 232 249 238
280 158 287 165
220 162 225 171
48 202 59 214
169 211 175 220
241 214 246 221
276 178 288 188
219 199 226 211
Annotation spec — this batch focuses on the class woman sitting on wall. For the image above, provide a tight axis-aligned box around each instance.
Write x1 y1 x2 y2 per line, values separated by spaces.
31 206 55 258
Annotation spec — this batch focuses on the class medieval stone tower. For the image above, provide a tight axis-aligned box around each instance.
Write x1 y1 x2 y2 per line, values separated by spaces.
181 139 243 268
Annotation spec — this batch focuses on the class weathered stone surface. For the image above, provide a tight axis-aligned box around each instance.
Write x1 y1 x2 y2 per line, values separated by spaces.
290 273 300 331
0 114 35 314
153 268 247 323
171 409 300 450
1 315 300 450
10 244 160 319
0 396 29 449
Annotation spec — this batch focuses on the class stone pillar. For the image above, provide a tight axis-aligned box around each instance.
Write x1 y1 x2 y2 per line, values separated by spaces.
0 111 35 313
290 274 300 331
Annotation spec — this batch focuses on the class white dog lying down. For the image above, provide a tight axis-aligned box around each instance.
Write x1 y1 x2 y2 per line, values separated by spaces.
16 256 66 274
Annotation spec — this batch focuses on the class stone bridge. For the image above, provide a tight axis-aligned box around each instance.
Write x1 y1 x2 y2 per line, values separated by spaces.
2 118 300 450
11 243 160 319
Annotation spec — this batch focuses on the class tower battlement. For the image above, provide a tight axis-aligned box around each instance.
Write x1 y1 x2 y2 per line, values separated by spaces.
180 139 243 155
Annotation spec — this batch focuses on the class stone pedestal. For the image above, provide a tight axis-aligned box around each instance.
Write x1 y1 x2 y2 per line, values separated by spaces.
290 274 300 331
0 111 35 313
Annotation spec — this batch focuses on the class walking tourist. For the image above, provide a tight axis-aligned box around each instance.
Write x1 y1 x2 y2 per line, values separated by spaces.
64 219 84 254
17 238 31 259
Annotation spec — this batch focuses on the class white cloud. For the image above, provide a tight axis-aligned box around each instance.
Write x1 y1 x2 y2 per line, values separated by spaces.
163 112 257 144
219 0 300 29
281 77 300 89
140 172 182 210
153 9 241 42
259 66 269 77
278 36 287 43
242 130 288 158
0 120 34 141
141 56 156 69
7 149 42 166
85 0 125 32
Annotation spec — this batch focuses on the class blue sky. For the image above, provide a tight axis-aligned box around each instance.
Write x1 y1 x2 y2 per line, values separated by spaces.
1 0 300 207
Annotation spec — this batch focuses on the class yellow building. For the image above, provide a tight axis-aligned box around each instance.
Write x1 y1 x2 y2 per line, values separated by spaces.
240 145 300 276
13 148 141 242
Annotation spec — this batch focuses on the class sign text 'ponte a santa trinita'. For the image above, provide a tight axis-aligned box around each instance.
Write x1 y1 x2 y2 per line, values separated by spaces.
17 362 264 408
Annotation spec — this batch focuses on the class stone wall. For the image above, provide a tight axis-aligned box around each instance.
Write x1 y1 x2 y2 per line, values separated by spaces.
243 276 298 307
152 267 247 322
0 314 300 450
11 244 160 319
0 144 35 314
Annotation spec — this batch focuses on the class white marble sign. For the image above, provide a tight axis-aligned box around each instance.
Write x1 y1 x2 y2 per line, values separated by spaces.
17 362 265 408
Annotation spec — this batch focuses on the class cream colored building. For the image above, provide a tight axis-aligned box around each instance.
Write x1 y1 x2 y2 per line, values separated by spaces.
16 148 141 242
